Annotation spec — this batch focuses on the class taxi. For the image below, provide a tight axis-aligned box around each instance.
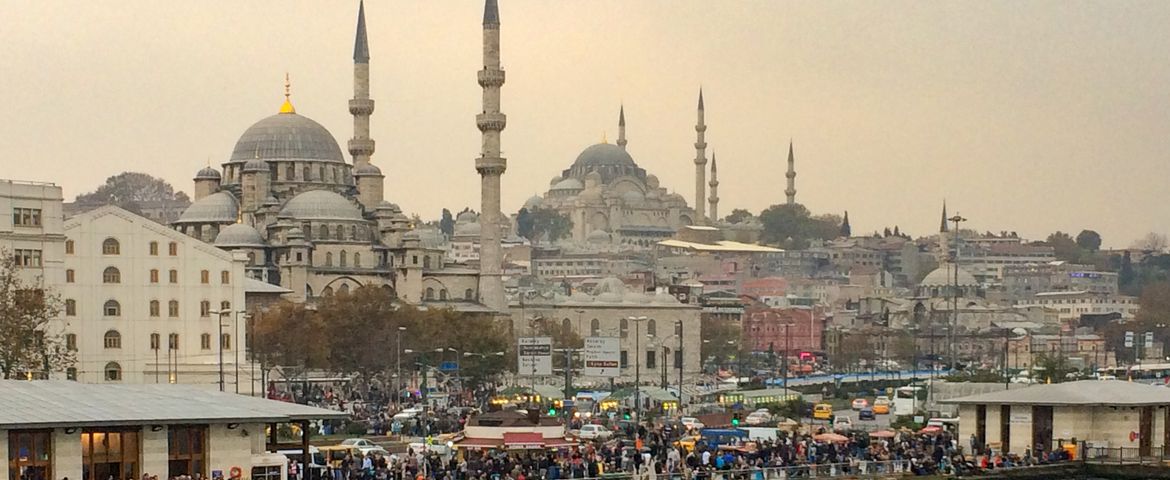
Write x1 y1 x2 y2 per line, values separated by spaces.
812 403 833 420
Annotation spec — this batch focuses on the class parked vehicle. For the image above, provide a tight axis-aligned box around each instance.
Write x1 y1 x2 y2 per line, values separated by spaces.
813 403 833 420
698 428 749 449
339 438 380 455
680 416 706 431
832 416 852 431
575 424 613 440
278 446 326 480
745 410 772 425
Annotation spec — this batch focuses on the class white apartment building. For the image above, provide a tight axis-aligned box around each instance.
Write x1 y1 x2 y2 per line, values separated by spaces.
60 205 250 387
1019 290 1139 322
0 179 66 286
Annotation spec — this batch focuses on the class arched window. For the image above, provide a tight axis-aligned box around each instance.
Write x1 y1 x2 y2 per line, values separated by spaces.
350 225 357 240
201 333 211 350
319 165 326 181
325 252 333 267
150 333 160 350
103 300 121 316
103 330 122 349
339 284 350 295
221 271 230 284
286 164 295 180
439 289 448 300
65 299 77 316
168 300 179 317
200 270 210 284
65 239 74 254
102 238 120 255
220 301 230 311
675 321 683 336
425 288 435 300
168 333 180 350
620 318 629 338
149 241 159 255
169 269 178 283
66 333 77 351
168 242 178 256
322 286 334 296
303 165 310 180
335 225 344 240
149 300 160 317
423 256 431 269
465 289 474 300
104 362 122 381
353 253 361 268
149 269 159 283
66 269 75 283
591 319 600 336
647 319 657 337
340 251 348 267
221 333 232 350
562 318 572 336
200 300 210 317
102 266 121 284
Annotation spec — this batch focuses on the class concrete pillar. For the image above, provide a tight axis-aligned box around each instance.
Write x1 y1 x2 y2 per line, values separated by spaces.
142 426 169 477
53 428 83 480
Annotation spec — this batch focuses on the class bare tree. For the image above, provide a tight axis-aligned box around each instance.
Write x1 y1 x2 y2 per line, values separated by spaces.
0 249 75 379
1131 232 1169 253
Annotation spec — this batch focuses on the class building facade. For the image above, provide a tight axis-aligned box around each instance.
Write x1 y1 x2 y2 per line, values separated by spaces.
1 180 66 287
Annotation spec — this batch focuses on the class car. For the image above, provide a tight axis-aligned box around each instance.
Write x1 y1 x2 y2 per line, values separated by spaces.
858 408 875 421
832 415 852 431
673 435 700 452
812 403 833 420
339 438 379 455
575 424 613 441
872 397 891 415
745 411 772 425
851 398 869 410
680 416 705 431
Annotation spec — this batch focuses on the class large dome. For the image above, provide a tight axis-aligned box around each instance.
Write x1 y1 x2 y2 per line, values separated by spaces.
230 113 344 163
176 191 238 224
279 190 363 220
920 264 978 287
572 143 636 169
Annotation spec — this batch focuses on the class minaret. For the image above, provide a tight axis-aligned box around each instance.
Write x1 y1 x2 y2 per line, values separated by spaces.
350 1 384 208
694 89 708 223
939 200 949 233
707 153 719 222
617 105 628 150
476 0 507 311
785 141 797 206
840 211 851 238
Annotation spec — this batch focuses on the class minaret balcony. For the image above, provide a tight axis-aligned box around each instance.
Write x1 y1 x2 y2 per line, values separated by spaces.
477 69 506 87
476 113 507 132
476 156 507 175
349 98 375 115
348 138 376 156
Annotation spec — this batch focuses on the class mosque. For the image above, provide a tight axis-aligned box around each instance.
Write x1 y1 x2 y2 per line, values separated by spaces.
171 1 508 312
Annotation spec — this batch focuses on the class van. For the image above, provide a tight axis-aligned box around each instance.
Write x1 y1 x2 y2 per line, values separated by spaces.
277 446 325 480
813 403 833 420
698 428 749 449
318 445 362 468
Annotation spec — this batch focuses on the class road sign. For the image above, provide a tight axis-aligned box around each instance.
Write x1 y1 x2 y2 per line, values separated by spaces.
583 336 621 377
518 337 553 376
439 361 459 372
1125 331 1134 348
1145 332 1155 349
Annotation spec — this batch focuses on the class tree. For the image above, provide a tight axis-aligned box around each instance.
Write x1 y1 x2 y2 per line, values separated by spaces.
1075 230 1102 252
516 207 533 239
701 315 741 366
725 209 753 224
439 209 455 237
1132 232 1169 253
75 172 189 214
1032 353 1077 383
1045 231 1083 263
522 207 572 244
0 250 75 379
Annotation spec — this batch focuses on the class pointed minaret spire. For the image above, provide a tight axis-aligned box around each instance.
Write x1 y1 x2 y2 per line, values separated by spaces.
477 0 507 311
840 211 852 238
708 153 720 222
785 141 797 206
349 0 380 207
693 88 708 224
940 200 949 233
353 0 370 63
617 105 628 150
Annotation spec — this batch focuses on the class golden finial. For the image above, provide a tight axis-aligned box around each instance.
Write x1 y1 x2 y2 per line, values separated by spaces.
279 72 296 114
602 131 608 144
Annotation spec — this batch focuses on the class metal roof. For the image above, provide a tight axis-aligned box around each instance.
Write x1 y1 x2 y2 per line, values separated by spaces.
943 380 1170 407
0 381 347 429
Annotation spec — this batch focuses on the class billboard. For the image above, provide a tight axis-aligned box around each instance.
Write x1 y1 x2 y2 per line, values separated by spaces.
583 336 621 378
518 337 553 376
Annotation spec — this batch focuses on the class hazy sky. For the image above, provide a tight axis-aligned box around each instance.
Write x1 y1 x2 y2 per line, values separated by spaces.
3 1 1168 248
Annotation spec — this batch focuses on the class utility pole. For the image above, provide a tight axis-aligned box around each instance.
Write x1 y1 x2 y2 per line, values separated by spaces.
397 326 405 407
628 316 647 421
949 214 967 371
677 320 684 411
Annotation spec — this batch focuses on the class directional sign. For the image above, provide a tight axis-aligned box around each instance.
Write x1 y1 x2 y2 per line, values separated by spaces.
439 361 459 372
518 337 553 376
1125 331 1134 348
1145 332 1155 349
583 336 620 377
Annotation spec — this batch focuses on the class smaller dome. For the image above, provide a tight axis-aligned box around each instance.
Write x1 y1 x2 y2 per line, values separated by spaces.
920 264 978 287
354 163 383 176
645 174 660 189
593 277 627 296
215 223 267 247
242 158 268 172
403 230 421 241
549 176 563 187
523 195 544 209
551 178 584 191
586 229 610 243
195 166 222 180
456 211 479 223
455 221 481 236
177 191 239 224
279 190 363 220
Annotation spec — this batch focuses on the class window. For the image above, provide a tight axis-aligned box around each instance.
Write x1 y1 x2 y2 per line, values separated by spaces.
591 319 600 336
339 284 349 295
199 301 210 317
149 300 160 317
150 333 160 350
168 242 178 256
465 288 474 300
103 267 121 283
562 318 572 336
412 255 418 265
425 288 435 300
66 269 75 283
13 207 43 226
322 286 334 296
150 269 159 283
620 350 629 368
168 426 208 479
325 252 333 267
620 318 629 338
169 269 178 283
81 428 140 480
200 334 211 350
220 301 230 311
675 349 683 368
65 299 76 316
150 241 159 255
646 350 656 369
104 362 122 381
439 289 447 300
103 300 121 316
13 249 42 267
8 430 53 480
200 270 209 284
353 253 361 268
66 333 77 351
104 330 122 349
220 271 230 284
647 319 657 337
675 321 683 336
423 256 431 269
334 225 343 240
168 333 179 350
65 239 74 254
339 251 347 267
168 300 179 317
102 238 120 255
221 333 231 350
66 367 77 381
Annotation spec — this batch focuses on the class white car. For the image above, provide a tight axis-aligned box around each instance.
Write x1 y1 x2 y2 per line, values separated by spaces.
575 424 612 440
340 438 380 455
745 411 772 425
832 416 853 431
680 417 705 431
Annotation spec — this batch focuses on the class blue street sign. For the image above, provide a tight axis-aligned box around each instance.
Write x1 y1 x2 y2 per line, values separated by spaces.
439 361 459 372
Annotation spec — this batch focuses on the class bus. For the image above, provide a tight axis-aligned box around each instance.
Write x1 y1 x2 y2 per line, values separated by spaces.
892 386 925 416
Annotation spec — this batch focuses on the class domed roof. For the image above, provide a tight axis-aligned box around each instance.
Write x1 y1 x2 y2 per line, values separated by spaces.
195 166 222 180
551 178 584 191
455 221 481 236
177 191 238 224
353 163 383 176
279 190 362 220
230 113 344 163
593 277 627 296
242 158 268 172
456 211 479 223
523 195 544 209
215 223 267 247
572 143 636 169
586 229 610 243
920 263 978 287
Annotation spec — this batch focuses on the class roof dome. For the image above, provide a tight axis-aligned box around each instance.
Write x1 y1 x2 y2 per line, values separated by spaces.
593 277 627 296
353 163 383 176
279 190 362 220
572 143 636 169
195 166 222 180
177 191 238 224
455 221 481 236
214 223 267 247
456 211 479 223
230 113 344 163
242 158 268 172
523 195 544 209
551 178 584 191
586 229 610 243
920 264 978 287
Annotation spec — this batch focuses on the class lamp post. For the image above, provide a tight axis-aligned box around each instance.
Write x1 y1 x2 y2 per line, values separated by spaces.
209 309 244 392
396 326 406 407
676 320 684 411
948 214 967 371
627 316 648 421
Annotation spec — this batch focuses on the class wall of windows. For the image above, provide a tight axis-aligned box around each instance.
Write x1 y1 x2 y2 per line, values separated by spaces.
7 430 52 480
167 426 207 479
81 428 140 480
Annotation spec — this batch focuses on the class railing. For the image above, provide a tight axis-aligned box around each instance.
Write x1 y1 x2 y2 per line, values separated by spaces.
1082 445 1170 465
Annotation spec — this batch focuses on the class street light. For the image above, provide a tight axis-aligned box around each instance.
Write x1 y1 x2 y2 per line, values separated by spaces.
209 309 246 392
396 326 406 407
627 316 648 421
948 213 967 371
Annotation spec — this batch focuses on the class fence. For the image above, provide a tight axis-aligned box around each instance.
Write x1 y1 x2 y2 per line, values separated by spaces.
1082 444 1170 465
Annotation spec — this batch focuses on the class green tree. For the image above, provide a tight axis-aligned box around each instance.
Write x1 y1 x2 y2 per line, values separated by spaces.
75 172 189 214
516 207 533 239
1033 353 1077 383
1075 230 1102 252
0 250 75 379
439 209 455 237
1046 231 1083 263
701 315 741 365
725 209 753 224
524 207 573 244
